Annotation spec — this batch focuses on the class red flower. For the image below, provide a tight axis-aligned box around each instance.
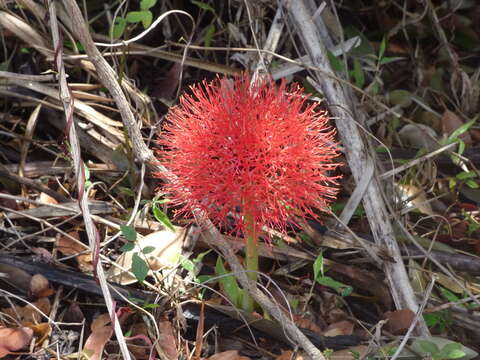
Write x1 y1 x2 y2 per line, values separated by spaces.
156 74 341 236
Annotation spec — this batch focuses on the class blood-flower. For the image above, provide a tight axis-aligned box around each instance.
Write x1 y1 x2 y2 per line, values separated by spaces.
157 74 341 310
157 74 341 233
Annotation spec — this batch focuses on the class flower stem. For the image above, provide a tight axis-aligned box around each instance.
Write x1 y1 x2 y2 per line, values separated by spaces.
242 208 258 312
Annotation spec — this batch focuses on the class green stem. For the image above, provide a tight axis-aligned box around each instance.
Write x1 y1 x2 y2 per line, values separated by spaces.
242 208 258 312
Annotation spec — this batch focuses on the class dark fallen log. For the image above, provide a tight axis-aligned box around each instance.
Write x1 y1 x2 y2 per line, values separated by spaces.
401 245 480 275
182 301 363 351
0 254 152 302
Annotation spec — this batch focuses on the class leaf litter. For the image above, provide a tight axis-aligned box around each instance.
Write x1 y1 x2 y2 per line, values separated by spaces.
0 0 480 359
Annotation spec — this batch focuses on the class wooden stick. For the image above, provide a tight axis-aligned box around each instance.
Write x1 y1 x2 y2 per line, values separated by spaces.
286 0 430 336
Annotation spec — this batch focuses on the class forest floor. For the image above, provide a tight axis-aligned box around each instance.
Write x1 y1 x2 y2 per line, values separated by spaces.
1 0 480 359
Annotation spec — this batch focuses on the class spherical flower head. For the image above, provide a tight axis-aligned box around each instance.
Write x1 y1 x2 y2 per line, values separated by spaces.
156 74 342 237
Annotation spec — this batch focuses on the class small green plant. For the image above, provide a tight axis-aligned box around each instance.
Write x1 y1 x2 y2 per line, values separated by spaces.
191 0 218 47
331 201 366 217
179 250 211 283
215 256 244 308
442 119 476 166
313 252 353 297
151 197 175 231
366 37 404 95
322 348 334 360
465 211 480 236
83 163 92 190
417 340 466 360
120 225 153 284
112 0 157 39
424 310 452 332
449 170 479 190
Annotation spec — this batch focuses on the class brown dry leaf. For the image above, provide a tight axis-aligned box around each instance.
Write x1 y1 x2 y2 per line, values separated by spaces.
1 297 51 323
276 350 304 360
441 110 473 144
0 326 33 358
56 231 93 273
30 247 53 260
23 322 51 346
108 227 186 285
207 350 251 360
395 184 434 215
330 345 369 360
38 192 58 205
398 123 438 151
30 274 54 298
435 272 465 294
293 316 322 333
91 313 111 331
384 309 415 335
83 314 113 360
63 303 85 323
158 320 179 360
0 263 32 294
322 320 354 336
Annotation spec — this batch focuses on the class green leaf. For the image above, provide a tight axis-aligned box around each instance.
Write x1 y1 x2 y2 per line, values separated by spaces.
155 198 171 205
456 171 477 180
316 275 353 297
126 11 144 23
440 343 465 360
204 23 215 47
63 40 85 52
181 258 195 273
419 340 440 355
215 257 241 307
194 250 211 264
197 275 212 284
439 286 460 303
141 11 153 28
118 186 135 197
120 225 137 242
132 252 149 284
370 81 380 96
142 246 155 255
152 205 175 231
352 58 365 88
389 89 412 107
140 0 156 10
120 241 135 252
313 253 324 281
190 0 215 13
375 146 389 153
142 303 161 309
83 164 90 181
448 119 476 141
449 178 456 190
465 179 479 189
126 10 151 27
112 17 127 39
424 312 442 328
446 349 466 359
290 297 299 311
458 139 466 156
378 37 387 60
379 56 403 65
327 50 345 72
